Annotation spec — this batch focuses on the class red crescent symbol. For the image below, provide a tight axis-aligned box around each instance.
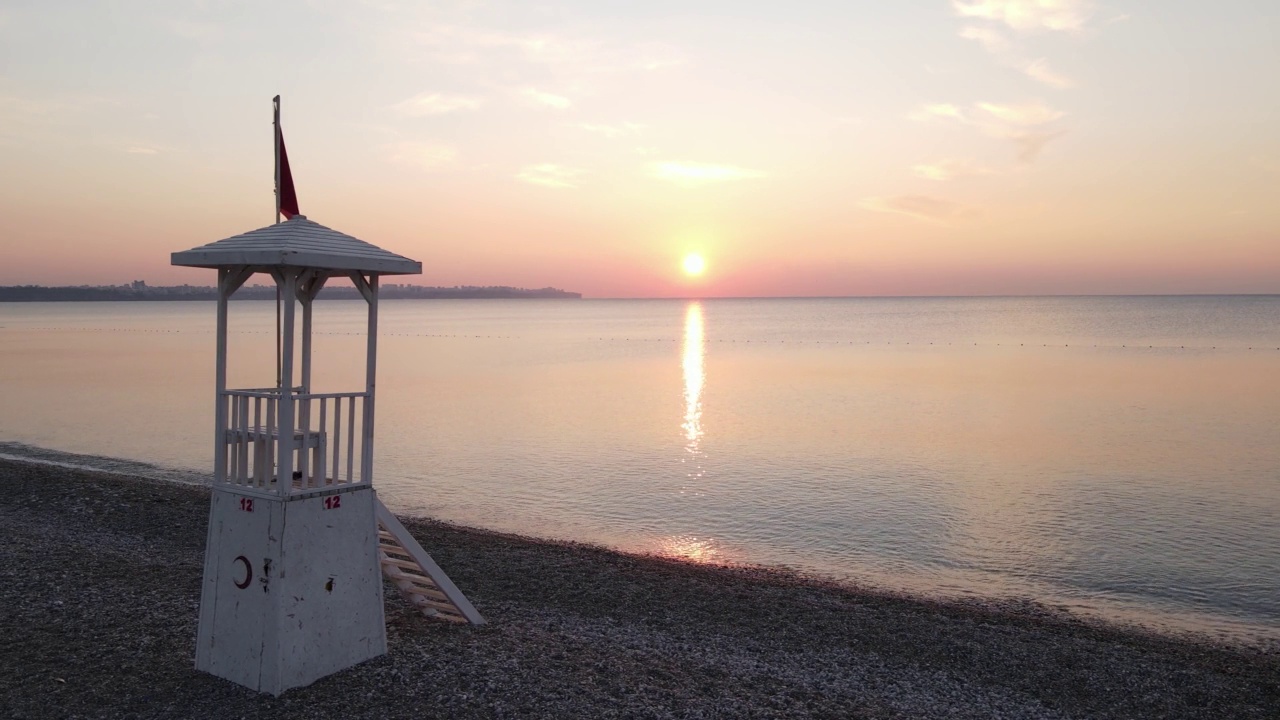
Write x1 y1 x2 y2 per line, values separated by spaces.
233 555 253 589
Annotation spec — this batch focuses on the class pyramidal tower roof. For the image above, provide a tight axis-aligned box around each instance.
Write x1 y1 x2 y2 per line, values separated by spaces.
172 215 422 275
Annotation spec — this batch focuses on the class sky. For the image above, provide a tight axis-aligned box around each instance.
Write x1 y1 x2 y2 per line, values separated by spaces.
1 0 1278 297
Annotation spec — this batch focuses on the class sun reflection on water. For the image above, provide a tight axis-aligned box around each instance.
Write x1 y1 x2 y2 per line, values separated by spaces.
671 302 717 556
682 301 704 453
656 534 721 564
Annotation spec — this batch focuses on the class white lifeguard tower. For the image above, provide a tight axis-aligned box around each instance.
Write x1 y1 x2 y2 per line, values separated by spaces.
172 215 483 696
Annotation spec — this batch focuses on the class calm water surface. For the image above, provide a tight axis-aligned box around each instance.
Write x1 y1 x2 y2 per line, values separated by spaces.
2 297 1278 642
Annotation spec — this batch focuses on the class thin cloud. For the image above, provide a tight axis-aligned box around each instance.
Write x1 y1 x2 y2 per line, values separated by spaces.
906 99 1067 162
0 92 119 146
394 93 482 116
907 103 967 122
412 25 684 78
910 100 1064 127
386 141 457 170
858 195 974 223
578 122 644 138
521 87 571 109
912 159 993 181
414 26 584 65
0 92 118 118
976 100 1064 126
636 57 684 71
633 43 686 71
0 94 60 117
125 146 160 155
517 163 584 188
959 25 1011 54
650 162 767 186
1012 130 1067 162
952 0 1094 32
978 102 1068 161
959 25 1077 88
1023 59 1074 88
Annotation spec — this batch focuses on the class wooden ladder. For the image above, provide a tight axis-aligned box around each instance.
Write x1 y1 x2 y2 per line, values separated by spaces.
374 498 485 625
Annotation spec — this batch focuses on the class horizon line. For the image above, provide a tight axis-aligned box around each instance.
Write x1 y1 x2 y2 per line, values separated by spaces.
584 293 1280 300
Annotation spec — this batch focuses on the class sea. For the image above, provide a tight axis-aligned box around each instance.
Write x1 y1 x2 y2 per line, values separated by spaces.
2 296 1278 643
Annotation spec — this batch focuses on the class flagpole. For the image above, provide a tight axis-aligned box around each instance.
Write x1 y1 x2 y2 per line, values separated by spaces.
273 95 283 390
274 95 282 224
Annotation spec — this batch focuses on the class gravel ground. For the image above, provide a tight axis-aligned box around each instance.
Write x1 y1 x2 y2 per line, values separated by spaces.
1 458 1276 719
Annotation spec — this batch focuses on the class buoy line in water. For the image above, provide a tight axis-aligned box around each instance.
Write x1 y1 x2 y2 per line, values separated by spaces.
9 325 1280 353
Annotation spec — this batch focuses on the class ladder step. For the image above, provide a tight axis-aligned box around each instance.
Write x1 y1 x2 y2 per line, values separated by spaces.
374 497 485 625
382 566 447 596
380 555 429 571
378 543 414 559
397 581 450 603
397 572 443 591
404 594 468 620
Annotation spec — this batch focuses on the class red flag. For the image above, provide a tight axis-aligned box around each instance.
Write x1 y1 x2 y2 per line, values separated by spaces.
274 96 300 220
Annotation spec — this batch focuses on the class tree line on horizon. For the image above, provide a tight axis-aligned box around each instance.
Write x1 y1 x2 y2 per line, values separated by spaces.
0 283 582 302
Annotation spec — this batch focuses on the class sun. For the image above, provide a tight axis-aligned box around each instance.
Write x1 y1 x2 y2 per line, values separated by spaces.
682 253 707 276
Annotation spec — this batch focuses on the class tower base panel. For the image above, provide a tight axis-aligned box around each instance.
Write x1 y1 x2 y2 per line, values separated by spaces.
195 485 387 695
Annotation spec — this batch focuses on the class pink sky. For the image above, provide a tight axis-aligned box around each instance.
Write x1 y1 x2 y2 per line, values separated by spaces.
1 1 1278 297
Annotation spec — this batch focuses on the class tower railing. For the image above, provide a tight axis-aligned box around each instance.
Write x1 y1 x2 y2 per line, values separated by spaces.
218 388 370 494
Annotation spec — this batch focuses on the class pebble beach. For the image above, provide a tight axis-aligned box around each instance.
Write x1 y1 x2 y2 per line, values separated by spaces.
1 457 1276 719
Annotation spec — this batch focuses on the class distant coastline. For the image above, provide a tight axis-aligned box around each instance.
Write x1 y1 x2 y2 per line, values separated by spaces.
0 282 582 302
